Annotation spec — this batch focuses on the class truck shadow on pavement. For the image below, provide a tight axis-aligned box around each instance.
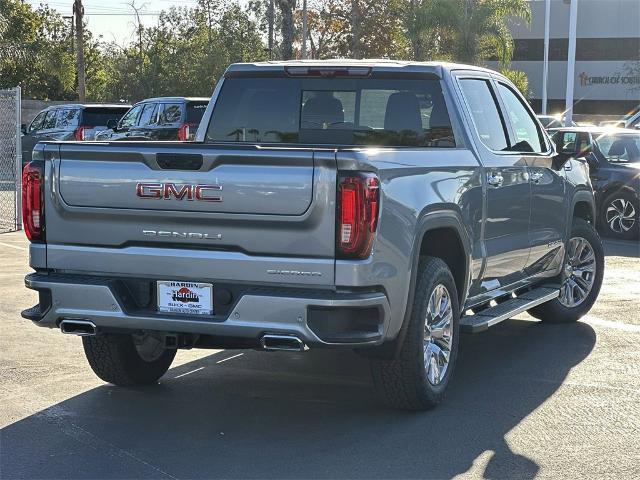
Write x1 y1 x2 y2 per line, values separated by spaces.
602 238 640 258
1 320 596 479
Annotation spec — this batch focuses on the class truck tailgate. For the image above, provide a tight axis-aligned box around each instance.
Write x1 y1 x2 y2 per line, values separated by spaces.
41 142 337 285
59 146 313 215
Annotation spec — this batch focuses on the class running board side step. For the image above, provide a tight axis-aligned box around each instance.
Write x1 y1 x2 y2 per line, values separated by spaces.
460 287 559 333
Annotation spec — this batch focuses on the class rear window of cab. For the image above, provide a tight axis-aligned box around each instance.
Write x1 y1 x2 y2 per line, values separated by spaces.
205 77 455 148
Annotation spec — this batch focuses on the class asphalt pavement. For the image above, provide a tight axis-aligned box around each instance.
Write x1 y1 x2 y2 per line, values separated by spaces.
0 231 638 479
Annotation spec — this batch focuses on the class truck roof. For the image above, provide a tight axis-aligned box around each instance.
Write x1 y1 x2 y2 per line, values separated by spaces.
136 97 210 104
225 59 500 78
42 103 130 110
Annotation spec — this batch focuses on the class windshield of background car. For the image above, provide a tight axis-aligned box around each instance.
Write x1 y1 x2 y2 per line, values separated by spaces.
206 76 455 147
186 102 208 124
595 133 640 163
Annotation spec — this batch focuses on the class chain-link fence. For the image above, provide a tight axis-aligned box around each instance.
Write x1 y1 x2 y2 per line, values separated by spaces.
0 87 21 233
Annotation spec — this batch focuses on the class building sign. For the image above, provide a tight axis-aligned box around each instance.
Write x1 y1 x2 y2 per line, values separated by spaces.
579 71 640 87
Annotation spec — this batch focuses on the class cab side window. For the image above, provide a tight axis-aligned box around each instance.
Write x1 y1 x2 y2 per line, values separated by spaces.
496 82 545 153
459 78 508 151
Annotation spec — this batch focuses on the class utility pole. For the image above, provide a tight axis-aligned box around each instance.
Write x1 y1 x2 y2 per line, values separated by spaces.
542 0 550 115
564 0 578 126
351 0 361 59
301 0 308 59
73 0 86 102
268 0 274 59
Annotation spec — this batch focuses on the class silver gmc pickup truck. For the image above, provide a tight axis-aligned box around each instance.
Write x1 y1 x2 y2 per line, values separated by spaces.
22 61 604 410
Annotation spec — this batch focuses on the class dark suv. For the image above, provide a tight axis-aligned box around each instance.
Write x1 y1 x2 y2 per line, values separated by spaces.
95 97 209 141
551 126 640 239
21 104 130 163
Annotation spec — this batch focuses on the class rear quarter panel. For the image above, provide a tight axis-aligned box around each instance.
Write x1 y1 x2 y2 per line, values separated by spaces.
335 148 482 338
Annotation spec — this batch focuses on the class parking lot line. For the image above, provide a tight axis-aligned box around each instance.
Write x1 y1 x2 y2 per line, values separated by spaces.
582 315 640 332
173 367 205 379
216 352 244 364
0 241 27 251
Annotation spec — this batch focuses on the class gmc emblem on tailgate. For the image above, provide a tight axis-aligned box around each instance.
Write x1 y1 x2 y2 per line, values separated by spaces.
136 183 222 202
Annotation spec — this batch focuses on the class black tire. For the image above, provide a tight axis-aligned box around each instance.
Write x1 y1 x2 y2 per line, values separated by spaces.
598 190 639 240
370 257 460 410
528 218 604 323
82 333 176 386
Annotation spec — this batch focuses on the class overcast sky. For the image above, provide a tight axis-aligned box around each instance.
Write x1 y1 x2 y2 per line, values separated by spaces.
26 0 224 45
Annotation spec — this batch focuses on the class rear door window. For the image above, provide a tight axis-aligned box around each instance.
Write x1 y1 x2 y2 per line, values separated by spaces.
496 82 545 153
206 77 454 147
56 109 81 130
41 110 60 130
137 103 158 126
159 103 182 124
458 78 508 151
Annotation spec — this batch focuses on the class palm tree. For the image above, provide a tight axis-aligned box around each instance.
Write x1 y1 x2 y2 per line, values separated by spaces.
412 0 531 65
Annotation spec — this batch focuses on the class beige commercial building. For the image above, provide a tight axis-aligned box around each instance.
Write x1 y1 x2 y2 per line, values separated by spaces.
490 0 639 115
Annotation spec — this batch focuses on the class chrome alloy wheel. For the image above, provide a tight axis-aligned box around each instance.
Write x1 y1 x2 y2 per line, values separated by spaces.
605 198 636 233
424 284 454 386
559 237 596 308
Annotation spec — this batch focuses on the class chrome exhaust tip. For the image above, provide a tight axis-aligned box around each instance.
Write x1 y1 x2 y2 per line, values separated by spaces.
60 319 97 336
260 334 308 352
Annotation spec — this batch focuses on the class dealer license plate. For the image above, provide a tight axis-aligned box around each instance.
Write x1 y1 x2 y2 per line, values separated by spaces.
157 281 213 315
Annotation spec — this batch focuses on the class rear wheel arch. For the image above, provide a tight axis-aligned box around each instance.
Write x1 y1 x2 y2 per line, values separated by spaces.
571 191 596 224
418 225 469 306
363 210 471 360
601 183 637 202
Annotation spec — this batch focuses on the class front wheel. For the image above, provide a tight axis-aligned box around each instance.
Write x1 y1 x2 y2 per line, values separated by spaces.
82 332 176 386
528 218 604 323
370 257 460 410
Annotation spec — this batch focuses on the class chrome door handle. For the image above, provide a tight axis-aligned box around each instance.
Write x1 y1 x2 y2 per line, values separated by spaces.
487 172 504 187
530 171 544 184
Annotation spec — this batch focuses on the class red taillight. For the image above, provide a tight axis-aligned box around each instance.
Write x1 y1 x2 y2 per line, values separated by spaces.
337 173 379 259
21 162 45 242
74 125 92 140
177 123 190 141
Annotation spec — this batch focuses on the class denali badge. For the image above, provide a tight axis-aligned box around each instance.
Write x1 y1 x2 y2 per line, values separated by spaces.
136 183 222 202
267 269 322 277
143 230 222 240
